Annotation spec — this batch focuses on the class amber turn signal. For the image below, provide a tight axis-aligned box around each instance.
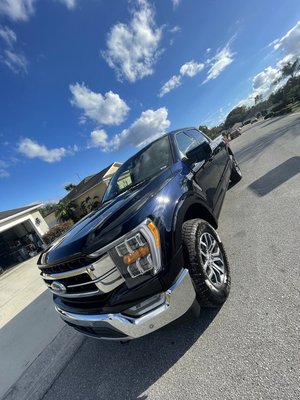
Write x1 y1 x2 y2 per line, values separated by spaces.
147 221 160 248
123 245 150 265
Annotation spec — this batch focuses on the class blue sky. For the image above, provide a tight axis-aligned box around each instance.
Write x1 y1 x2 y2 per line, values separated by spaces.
1 0 300 210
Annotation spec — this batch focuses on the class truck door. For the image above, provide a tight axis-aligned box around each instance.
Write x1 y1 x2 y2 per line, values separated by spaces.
175 131 222 211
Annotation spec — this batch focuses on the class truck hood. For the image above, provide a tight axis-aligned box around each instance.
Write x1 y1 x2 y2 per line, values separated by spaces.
43 168 173 264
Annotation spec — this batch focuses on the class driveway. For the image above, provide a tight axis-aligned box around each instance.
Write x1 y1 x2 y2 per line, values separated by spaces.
0 257 65 399
3 113 300 400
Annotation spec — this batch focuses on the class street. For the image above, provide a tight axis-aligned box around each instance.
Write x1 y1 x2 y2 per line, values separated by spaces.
3 113 300 400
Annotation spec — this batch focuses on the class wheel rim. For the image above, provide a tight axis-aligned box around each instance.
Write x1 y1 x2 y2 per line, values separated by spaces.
199 232 226 287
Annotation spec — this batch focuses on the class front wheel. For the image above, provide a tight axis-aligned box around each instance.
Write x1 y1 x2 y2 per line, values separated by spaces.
230 155 242 184
182 219 231 307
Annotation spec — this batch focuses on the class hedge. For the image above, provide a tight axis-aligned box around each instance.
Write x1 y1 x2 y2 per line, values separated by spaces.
43 220 74 245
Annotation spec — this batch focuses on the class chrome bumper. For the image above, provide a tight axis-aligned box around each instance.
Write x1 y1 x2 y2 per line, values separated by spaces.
55 268 196 340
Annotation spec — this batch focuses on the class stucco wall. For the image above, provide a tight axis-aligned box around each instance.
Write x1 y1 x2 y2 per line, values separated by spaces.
73 181 107 209
44 211 59 228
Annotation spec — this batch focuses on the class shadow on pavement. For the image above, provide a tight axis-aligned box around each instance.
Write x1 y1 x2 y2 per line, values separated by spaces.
235 115 300 164
248 157 300 196
42 308 221 400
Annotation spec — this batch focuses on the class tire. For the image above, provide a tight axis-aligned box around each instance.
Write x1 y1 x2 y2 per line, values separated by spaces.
182 219 231 307
230 154 242 184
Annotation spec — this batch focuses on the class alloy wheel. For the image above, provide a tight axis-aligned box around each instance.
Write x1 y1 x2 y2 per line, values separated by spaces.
199 232 226 287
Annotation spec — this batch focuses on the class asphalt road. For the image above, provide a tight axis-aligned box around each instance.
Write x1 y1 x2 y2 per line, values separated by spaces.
6 113 300 400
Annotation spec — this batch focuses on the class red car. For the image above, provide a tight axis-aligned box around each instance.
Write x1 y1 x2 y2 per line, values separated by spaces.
230 128 242 140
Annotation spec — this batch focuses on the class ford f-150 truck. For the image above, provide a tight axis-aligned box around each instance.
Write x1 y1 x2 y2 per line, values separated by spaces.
38 128 242 340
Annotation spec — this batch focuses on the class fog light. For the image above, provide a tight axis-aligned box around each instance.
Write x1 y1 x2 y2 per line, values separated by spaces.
124 293 165 316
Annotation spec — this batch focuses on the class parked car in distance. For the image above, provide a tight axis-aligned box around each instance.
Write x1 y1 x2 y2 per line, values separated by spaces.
243 120 251 126
230 128 242 140
38 128 242 341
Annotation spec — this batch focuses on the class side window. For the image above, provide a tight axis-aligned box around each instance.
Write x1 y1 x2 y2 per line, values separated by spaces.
186 129 209 144
176 132 198 158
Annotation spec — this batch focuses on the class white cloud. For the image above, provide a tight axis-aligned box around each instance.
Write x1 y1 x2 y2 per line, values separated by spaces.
236 65 284 107
70 83 130 126
0 26 29 74
88 129 109 148
169 26 181 33
0 26 17 47
159 75 182 97
252 66 281 94
0 0 36 21
18 138 67 163
273 20 300 60
237 21 300 108
57 0 77 9
0 169 9 178
180 60 204 77
102 0 163 82
171 0 181 8
0 160 10 178
159 59 204 97
0 49 28 74
203 43 235 83
206 48 211 53
89 107 170 151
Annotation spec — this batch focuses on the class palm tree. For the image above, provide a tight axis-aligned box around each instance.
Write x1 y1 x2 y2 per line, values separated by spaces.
273 59 300 85
254 94 263 105
80 196 101 217
64 183 77 192
55 200 77 222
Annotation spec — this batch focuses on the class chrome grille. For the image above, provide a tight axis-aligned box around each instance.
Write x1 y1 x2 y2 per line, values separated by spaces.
40 254 124 298
41 257 88 275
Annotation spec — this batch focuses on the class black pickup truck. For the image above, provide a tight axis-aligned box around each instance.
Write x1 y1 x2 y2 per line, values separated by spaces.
38 128 241 340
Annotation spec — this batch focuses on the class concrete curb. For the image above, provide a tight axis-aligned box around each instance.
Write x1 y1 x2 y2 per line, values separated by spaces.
3 326 84 400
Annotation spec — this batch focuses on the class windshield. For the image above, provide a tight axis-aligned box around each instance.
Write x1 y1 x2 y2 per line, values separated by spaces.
103 136 172 202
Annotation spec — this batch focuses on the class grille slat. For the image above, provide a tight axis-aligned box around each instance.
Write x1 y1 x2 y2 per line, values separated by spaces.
39 257 88 275
40 254 124 298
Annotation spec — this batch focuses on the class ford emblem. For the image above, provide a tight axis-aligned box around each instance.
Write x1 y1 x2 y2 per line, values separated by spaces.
51 281 67 294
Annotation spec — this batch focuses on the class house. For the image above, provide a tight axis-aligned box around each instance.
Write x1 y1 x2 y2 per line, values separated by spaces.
62 162 121 216
0 204 49 271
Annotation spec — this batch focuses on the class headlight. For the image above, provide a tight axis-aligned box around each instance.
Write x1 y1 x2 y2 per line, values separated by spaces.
89 219 161 283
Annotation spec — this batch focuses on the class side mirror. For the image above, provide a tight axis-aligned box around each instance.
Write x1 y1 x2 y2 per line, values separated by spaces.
186 141 212 163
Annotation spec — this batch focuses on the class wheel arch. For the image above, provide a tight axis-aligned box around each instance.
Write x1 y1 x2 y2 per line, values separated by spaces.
182 203 218 229
172 196 218 257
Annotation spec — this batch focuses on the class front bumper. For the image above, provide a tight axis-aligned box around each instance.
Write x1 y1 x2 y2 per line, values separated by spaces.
55 268 196 340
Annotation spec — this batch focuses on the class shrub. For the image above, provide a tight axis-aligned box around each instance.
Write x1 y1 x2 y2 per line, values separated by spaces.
278 106 293 115
43 220 74 245
272 103 286 113
264 112 274 119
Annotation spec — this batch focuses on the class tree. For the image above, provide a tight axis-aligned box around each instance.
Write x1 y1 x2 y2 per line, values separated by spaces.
198 124 224 140
55 200 77 222
254 94 263 105
80 196 101 217
64 183 77 192
281 59 300 79
224 106 249 129
273 59 300 85
268 88 284 104
40 203 57 217
198 125 210 135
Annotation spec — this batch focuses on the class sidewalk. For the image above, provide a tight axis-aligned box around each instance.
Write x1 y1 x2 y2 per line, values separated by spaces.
0 257 64 398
